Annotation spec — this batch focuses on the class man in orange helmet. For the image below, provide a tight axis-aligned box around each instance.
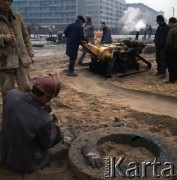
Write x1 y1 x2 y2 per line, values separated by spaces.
0 74 62 172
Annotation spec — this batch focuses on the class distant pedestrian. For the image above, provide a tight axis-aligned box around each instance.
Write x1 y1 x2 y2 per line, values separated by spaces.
64 15 88 76
147 25 152 40
154 15 169 78
78 14 94 65
27 25 31 38
165 17 177 83
100 22 112 44
34 26 38 39
142 25 148 40
48 27 52 37
135 31 139 40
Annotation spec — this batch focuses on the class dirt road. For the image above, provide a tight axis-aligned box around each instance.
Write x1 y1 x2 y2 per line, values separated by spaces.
60 68 177 118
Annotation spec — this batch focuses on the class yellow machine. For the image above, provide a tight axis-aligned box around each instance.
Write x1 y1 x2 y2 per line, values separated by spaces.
81 40 151 76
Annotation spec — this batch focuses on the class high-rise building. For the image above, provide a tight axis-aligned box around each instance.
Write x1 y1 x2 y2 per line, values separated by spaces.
78 0 126 29
12 0 126 30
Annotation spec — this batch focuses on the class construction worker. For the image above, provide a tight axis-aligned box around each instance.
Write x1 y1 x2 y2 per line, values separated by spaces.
0 0 35 101
165 17 177 83
147 25 152 40
100 22 112 44
78 14 94 65
0 74 62 173
142 25 148 40
48 27 52 37
154 15 169 78
64 15 88 76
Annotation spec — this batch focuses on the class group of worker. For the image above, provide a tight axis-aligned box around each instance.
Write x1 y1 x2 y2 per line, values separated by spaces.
154 15 177 83
0 0 177 174
64 14 112 76
64 14 177 83
142 24 152 40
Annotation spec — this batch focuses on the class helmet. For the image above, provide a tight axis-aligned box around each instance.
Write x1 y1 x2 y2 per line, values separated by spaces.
34 74 61 98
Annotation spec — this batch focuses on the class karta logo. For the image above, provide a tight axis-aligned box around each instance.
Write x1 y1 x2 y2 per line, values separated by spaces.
104 156 176 178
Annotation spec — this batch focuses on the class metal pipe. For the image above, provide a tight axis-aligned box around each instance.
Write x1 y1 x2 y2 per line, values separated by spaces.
171 7 175 17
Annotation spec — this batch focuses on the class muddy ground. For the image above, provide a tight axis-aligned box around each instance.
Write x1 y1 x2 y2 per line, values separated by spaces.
0 44 177 179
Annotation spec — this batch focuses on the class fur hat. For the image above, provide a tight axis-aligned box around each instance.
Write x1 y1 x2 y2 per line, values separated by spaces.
169 17 177 24
101 21 106 25
156 15 164 22
77 15 85 23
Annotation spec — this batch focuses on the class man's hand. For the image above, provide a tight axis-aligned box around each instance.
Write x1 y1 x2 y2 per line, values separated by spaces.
4 34 15 42
43 104 52 113
81 144 104 168
30 56 35 63
54 124 75 146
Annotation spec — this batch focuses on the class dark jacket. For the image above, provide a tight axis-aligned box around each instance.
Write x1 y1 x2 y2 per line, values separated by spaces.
64 20 86 57
101 26 112 44
154 22 169 48
1 89 61 172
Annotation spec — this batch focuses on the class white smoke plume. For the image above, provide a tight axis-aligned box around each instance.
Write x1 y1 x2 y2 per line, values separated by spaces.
120 7 146 33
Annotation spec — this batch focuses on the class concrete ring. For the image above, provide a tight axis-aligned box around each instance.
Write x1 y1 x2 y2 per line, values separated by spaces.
69 127 177 180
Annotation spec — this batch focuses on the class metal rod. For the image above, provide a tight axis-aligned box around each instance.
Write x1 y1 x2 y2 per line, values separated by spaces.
171 7 174 17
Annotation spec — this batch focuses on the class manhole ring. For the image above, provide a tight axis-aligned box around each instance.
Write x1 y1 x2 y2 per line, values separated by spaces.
69 127 177 180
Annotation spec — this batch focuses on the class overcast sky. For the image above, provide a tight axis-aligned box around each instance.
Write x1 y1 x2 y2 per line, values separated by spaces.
126 0 177 19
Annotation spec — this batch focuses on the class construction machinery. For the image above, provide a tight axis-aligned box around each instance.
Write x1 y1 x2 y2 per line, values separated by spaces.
80 40 151 77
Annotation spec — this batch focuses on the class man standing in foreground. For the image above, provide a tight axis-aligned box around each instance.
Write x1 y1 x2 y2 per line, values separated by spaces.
0 0 35 100
1 74 62 172
64 15 87 77
165 17 177 83
154 15 169 78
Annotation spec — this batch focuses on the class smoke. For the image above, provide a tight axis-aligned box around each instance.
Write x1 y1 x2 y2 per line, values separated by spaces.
120 7 146 33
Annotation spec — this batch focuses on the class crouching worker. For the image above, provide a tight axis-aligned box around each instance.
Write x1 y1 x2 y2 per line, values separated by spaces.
0 74 62 173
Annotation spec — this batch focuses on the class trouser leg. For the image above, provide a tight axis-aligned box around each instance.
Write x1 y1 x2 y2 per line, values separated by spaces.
156 48 166 74
15 61 31 92
159 48 166 75
78 50 87 63
156 49 161 74
79 36 94 63
68 55 77 72
0 128 2 161
167 59 176 82
88 36 94 44
0 71 14 101
168 50 177 82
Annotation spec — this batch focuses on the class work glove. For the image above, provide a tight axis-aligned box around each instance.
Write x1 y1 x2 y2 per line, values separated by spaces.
80 39 88 44
81 144 104 168
84 39 89 43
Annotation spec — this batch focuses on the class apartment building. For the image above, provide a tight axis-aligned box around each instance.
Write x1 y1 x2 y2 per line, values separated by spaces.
12 0 77 28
